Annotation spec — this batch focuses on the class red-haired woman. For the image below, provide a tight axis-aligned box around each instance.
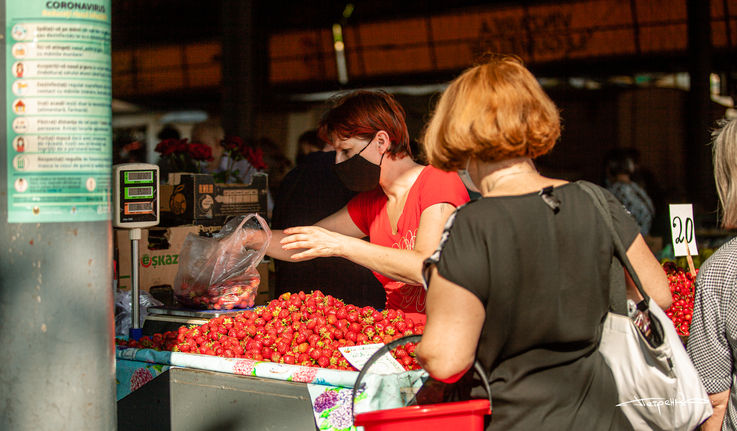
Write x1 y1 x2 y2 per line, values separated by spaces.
267 90 470 323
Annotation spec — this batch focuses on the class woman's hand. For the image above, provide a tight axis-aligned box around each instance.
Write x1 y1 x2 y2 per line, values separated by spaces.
264 206 364 262
701 389 729 430
280 226 348 261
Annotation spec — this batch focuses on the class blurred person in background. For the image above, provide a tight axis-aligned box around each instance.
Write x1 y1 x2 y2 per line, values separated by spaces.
295 129 328 165
158 124 181 140
257 137 293 196
119 140 146 163
415 55 670 430
191 119 226 173
260 90 470 324
272 129 384 308
687 117 737 431
604 148 655 235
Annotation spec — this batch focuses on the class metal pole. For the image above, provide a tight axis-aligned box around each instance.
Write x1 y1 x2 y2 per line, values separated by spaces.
130 228 142 338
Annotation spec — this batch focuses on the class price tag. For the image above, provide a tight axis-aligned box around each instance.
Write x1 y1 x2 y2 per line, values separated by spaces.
669 204 698 257
339 343 405 375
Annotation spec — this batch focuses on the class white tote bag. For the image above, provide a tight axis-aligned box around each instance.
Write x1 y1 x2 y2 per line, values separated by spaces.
599 300 712 430
579 181 712 430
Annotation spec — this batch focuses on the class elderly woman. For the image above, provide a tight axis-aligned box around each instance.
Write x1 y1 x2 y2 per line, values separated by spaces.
687 118 737 431
266 90 470 323
414 55 670 430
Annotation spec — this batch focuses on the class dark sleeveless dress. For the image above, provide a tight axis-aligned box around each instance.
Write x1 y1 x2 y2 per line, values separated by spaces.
429 183 637 430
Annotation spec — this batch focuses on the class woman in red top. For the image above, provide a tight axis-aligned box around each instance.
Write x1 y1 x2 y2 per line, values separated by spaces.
266 90 470 323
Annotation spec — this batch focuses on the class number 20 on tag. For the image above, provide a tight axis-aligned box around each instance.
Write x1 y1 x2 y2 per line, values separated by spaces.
669 204 698 257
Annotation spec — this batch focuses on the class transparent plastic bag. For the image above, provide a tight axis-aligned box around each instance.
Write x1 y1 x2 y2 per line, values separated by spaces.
173 214 270 309
115 289 164 337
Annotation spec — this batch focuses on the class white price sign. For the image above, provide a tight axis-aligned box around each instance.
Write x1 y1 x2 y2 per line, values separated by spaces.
338 343 405 375
669 204 698 257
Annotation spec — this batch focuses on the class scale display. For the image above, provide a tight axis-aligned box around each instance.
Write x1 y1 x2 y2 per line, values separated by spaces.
113 163 159 228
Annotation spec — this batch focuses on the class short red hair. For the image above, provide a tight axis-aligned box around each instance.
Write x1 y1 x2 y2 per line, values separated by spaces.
422 55 560 170
318 90 411 158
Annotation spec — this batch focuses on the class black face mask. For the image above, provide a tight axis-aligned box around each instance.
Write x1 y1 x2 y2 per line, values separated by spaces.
333 139 384 192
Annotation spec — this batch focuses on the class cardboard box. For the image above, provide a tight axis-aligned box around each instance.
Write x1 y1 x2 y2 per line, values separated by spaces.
160 172 268 226
115 226 269 300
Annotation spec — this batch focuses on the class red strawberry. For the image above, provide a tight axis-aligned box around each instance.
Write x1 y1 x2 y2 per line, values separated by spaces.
317 355 330 368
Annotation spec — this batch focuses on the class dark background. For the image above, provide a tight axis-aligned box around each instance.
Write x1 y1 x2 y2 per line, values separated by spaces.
109 0 737 239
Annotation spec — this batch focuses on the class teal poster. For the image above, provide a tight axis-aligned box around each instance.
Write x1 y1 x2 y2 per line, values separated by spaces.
5 1 111 223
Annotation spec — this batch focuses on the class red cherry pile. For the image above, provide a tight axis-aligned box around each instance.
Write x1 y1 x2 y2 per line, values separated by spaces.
662 262 696 337
118 290 423 371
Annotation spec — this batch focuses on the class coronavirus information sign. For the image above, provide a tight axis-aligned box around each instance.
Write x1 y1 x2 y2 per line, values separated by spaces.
5 0 111 223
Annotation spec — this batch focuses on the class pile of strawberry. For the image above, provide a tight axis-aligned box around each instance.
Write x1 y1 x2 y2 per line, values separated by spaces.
662 262 696 337
116 330 178 351
118 290 423 372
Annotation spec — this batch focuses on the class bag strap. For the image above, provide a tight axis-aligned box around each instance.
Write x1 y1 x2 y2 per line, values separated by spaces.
576 181 651 314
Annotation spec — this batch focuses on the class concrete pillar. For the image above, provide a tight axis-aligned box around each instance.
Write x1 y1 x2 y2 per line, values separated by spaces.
0 1 116 429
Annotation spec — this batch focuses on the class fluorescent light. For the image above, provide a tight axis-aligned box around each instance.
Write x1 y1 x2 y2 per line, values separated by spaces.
159 110 209 124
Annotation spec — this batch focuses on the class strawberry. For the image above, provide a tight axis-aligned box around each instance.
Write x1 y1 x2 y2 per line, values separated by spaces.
317 356 330 368
395 321 408 333
356 333 369 344
309 347 321 361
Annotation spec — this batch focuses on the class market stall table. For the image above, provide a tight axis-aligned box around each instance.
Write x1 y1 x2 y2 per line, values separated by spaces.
116 346 425 431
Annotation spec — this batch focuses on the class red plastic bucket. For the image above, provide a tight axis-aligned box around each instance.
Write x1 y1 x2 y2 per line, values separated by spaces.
351 335 492 431
354 398 491 431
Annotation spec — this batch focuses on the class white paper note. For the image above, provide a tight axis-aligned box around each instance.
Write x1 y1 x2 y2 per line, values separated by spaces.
339 343 406 375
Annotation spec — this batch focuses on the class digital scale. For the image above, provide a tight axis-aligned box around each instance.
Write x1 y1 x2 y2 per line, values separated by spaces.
113 163 160 340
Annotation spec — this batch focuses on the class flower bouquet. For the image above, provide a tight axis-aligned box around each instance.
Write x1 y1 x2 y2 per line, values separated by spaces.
215 136 267 184
155 138 213 173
